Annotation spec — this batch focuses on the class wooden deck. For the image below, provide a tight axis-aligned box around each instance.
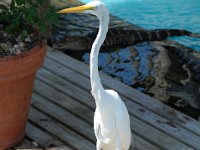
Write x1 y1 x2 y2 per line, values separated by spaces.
13 48 200 150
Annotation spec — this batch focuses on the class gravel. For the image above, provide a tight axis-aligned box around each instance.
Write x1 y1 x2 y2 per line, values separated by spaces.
0 25 38 57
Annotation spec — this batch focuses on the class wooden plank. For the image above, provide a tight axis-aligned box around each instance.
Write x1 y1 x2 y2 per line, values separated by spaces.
37 65 196 149
40 64 198 149
46 48 200 136
29 107 96 150
33 80 172 150
34 79 94 123
132 135 161 150
36 69 95 109
10 124 70 150
31 93 96 143
26 123 64 148
9 138 36 150
33 81 161 150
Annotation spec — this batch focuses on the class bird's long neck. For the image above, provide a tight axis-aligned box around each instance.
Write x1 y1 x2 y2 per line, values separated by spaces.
90 15 109 96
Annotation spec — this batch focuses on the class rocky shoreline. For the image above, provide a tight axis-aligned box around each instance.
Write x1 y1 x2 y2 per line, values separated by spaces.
50 0 200 119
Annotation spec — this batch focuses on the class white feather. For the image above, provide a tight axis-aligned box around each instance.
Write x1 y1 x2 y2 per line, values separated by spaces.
83 1 133 149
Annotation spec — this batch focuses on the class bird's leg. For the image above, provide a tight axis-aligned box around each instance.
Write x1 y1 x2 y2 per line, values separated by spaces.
115 138 122 150
129 135 135 150
96 140 103 150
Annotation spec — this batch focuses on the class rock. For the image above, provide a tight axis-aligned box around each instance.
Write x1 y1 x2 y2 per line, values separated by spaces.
18 42 25 48
0 41 13 50
25 36 31 42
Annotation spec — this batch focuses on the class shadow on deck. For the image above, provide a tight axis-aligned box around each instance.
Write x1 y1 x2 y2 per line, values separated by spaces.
12 47 200 150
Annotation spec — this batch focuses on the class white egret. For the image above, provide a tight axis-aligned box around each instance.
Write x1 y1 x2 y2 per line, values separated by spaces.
57 1 133 149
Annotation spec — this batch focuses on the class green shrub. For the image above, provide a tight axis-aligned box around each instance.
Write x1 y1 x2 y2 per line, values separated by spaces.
0 0 58 38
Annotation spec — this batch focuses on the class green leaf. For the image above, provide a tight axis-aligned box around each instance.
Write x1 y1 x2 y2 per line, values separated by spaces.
10 0 15 10
23 30 28 36
0 0 58 37
15 0 25 5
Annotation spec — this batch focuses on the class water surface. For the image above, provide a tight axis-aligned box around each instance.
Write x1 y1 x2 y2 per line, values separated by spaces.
81 0 200 51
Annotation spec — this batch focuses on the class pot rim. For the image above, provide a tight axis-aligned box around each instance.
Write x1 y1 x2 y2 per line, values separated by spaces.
0 41 47 81
0 41 46 62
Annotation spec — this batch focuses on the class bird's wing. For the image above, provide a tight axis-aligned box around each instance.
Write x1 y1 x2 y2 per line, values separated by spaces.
115 97 132 150
94 111 110 143
94 117 110 143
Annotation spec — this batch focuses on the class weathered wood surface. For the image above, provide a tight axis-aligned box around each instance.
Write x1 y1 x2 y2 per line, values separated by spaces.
13 48 200 150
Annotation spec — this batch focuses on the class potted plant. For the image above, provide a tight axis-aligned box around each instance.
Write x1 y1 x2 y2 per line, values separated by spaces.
0 0 57 149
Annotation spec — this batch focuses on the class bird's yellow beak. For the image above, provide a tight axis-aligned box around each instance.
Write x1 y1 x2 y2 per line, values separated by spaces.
57 5 95 14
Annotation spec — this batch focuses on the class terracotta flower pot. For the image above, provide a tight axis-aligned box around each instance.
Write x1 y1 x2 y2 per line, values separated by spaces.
0 43 47 149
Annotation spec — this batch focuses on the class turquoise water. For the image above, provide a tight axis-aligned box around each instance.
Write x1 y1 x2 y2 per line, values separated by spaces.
81 0 200 51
